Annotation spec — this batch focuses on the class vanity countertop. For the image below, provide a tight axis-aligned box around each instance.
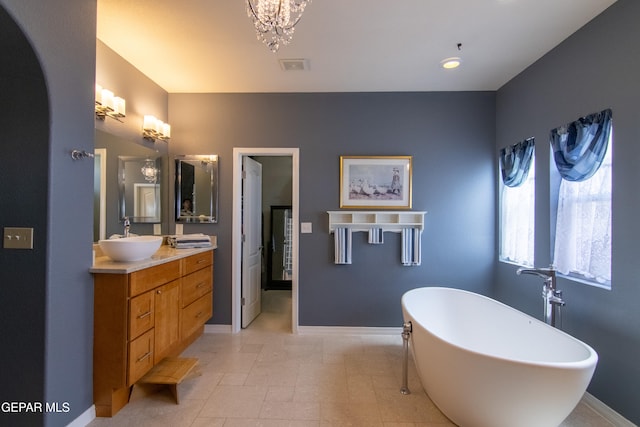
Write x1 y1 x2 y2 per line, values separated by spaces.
90 236 217 274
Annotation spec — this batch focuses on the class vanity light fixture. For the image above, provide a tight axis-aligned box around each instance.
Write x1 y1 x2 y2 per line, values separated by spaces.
95 84 126 121
142 115 171 142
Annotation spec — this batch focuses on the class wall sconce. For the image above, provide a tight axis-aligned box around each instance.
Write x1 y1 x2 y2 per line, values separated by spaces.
142 115 171 142
95 84 126 121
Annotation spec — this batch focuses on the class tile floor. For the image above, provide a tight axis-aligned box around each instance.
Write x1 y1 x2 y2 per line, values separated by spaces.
87 290 614 427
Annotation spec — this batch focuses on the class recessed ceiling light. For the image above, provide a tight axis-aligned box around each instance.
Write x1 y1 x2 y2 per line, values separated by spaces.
441 57 462 69
279 58 310 71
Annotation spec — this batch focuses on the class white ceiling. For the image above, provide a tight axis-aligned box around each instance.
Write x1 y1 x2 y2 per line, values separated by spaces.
97 0 617 93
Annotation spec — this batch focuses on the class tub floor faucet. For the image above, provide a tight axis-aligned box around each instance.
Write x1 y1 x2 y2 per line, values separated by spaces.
516 266 565 327
400 321 412 395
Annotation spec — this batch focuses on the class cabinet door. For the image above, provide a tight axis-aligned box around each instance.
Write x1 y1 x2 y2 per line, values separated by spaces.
182 266 213 308
182 292 212 339
153 280 181 364
129 291 154 340
184 251 213 275
130 260 180 297
128 329 154 385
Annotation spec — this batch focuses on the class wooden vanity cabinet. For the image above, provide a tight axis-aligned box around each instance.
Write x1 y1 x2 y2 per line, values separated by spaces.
93 250 213 417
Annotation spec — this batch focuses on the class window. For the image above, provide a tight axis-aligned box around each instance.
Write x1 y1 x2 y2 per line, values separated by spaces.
499 155 535 266
550 109 612 288
552 134 612 287
499 138 535 267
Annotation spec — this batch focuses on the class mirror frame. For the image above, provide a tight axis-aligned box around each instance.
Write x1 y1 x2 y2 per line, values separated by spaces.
175 155 219 223
118 155 162 224
94 148 107 241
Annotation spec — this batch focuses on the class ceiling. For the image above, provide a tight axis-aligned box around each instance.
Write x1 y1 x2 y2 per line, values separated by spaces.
97 0 617 93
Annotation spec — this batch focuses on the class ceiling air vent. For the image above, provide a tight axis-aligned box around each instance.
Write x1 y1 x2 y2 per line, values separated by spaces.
279 59 309 71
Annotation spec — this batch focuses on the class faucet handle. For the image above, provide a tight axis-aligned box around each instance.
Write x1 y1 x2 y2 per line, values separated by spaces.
550 289 566 306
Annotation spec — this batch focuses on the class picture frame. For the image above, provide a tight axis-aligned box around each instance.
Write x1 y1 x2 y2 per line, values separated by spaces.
340 155 412 209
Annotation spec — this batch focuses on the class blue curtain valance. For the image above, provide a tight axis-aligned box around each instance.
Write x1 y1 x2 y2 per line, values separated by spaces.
499 137 535 187
549 109 612 182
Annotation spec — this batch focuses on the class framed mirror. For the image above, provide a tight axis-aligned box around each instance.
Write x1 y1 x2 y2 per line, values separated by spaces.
175 155 219 223
118 155 162 223
95 129 168 239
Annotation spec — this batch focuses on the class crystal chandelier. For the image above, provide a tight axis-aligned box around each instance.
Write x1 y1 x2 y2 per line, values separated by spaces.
141 159 159 183
246 0 311 53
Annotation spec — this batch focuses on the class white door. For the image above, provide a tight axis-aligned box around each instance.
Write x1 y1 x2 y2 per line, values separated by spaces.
241 156 262 328
134 183 160 219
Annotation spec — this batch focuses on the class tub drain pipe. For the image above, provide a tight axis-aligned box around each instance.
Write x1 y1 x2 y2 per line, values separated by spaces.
400 321 412 395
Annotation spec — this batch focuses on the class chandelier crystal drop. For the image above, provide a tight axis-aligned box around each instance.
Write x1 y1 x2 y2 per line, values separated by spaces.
246 0 311 53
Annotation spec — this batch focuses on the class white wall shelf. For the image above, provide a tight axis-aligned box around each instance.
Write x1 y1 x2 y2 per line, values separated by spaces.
327 211 427 233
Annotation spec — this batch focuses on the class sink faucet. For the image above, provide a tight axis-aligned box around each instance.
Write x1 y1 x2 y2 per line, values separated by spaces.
516 266 565 327
123 217 131 238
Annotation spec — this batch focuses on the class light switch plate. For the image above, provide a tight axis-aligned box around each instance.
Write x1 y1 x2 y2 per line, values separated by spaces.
4 227 34 249
175 224 183 235
301 222 313 234
153 224 162 235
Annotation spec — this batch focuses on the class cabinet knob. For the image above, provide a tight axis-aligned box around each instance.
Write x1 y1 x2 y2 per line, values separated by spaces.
157 290 162 294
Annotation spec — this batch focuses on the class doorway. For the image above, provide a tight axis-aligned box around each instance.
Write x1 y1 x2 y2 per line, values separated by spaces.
232 148 299 333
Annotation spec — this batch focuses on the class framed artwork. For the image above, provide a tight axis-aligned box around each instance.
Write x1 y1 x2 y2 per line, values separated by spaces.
340 155 412 209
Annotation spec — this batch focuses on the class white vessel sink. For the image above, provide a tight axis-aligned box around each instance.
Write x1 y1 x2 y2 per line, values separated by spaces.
98 235 163 262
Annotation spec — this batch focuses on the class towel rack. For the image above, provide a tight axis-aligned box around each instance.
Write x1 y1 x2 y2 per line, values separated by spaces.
327 211 426 233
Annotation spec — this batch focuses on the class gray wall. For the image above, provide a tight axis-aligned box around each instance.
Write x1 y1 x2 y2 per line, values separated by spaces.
255 155 293 242
95 40 169 145
95 40 171 237
0 1 96 426
0 6 49 427
495 0 640 423
169 92 497 327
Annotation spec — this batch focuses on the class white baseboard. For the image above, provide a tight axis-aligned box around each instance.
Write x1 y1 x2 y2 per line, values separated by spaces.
297 326 402 335
204 324 233 333
65 404 95 427
204 324 402 336
582 392 637 427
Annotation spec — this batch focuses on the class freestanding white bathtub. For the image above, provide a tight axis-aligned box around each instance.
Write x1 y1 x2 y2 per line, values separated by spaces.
401 287 598 427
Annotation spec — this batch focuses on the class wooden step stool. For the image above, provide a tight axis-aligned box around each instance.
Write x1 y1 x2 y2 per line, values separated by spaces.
137 357 198 404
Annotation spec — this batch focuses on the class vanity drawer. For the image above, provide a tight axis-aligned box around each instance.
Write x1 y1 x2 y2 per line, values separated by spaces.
182 293 212 339
129 292 154 340
129 260 180 297
128 329 154 385
182 266 212 308
183 251 213 275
